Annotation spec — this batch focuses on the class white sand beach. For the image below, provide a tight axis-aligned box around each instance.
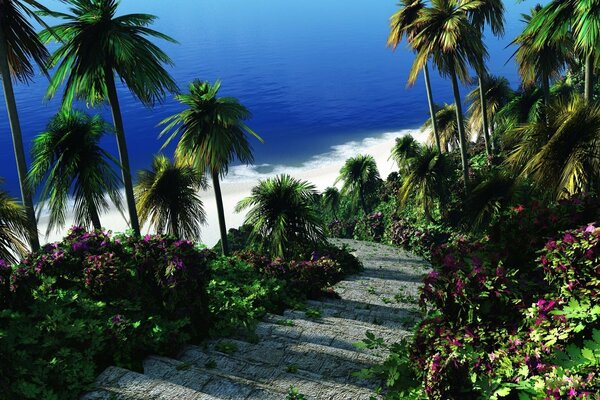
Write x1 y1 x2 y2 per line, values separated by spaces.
37 128 428 247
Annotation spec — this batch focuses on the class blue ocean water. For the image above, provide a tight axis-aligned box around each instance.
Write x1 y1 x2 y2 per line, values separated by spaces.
1 0 539 196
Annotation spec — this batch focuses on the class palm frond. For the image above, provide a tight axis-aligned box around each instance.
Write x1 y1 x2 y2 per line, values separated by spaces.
27 110 123 236
135 154 206 240
236 174 325 258
40 0 178 107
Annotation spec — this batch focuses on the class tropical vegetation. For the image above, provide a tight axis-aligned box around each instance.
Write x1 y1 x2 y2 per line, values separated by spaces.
40 0 179 236
160 79 263 255
135 154 206 240
1 0 600 398
28 110 122 237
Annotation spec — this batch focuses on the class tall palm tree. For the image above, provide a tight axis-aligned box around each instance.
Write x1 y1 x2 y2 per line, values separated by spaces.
160 80 263 256
235 174 325 259
398 146 451 222
506 96 600 199
0 178 34 263
322 186 341 220
467 0 504 155
389 135 421 173
526 1 599 101
467 75 513 146
388 0 442 152
27 110 123 237
410 0 487 191
135 154 206 240
497 81 575 149
0 0 52 251
512 4 573 109
39 0 179 236
335 154 380 215
422 103 459 152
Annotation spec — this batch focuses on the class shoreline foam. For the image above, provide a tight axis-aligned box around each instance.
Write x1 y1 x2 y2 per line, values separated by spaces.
38 127 427 247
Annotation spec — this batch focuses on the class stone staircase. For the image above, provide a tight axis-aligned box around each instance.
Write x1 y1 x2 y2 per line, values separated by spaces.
81 239 429 400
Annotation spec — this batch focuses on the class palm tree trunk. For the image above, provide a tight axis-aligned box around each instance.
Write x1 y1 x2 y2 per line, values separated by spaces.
542 72 551 124
585 54 594 102
0 25 39 251
104 68 140 236
478 74 492 156
170 209 179 238
212 171 229 255
423 64 441 153
88 203 102 230
450 70 470 192
359 186 368 215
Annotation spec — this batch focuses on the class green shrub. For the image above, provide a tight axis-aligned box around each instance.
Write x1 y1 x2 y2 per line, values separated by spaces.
0 227 213 399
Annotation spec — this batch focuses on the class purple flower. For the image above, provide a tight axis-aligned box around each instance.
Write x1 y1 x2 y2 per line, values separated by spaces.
563 233 575 244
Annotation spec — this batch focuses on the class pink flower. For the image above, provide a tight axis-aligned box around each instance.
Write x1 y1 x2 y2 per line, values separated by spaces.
563 233 575 243
514 204 525 213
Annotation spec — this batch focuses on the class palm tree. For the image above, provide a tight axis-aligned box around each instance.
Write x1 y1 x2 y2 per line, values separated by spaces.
497 82 575 150
135 154 206 240
160 80 263 256
39 0 179 236
235 174 325 259
506 96 600 199
398 146 451 222
467 75 513 147
27 110 123 237
335 154 380 215
409 0 487 191
0 179 34 263
462 171 517 231
322 186 341 220
467 0 504 155
389 135 421 173
526 1 599 101
0 0 53 251
388 0 441 152
512 4 573 109
422 103 459 152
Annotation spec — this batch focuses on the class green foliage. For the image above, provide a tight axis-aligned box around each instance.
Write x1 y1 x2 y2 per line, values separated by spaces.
160 80 262 175
286 386 307 400
0 228 213 399
336 154 381 215
354 333 426 399
207 257 285 336
236 174 326 259
135 154 207 240
0 181 33 263
40 0 178 108
28 110 123 236
505 96 600 199
0 0 50 82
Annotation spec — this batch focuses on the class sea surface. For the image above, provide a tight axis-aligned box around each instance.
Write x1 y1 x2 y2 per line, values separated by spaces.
1 0 540 196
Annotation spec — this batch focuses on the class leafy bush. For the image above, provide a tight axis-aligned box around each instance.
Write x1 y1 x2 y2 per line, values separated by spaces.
237 243 362 299
207 257 285 335
408 222 600 399
386 217 451 259
0 227 214 399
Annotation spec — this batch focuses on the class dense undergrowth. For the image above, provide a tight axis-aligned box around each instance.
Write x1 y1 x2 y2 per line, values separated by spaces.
331 172 600 398
0 227 361 399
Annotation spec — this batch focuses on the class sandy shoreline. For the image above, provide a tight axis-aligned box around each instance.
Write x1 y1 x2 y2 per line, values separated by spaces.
37 128 427 247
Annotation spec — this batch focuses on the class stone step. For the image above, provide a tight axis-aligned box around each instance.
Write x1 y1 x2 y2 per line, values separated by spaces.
143 356 282 400
257 313 408 354
195 337 380 383
304 298 419 321
283 306 407 331
80 366 220 400
145 354 377 400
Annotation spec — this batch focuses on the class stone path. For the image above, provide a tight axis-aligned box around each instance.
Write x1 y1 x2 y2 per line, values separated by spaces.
81 239 429 400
